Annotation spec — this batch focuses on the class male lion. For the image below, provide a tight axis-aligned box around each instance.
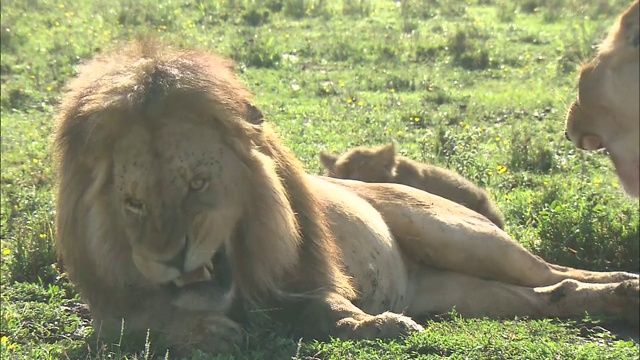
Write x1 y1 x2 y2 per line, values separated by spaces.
565 0 639 198
319 143 505 229
54 40 639 355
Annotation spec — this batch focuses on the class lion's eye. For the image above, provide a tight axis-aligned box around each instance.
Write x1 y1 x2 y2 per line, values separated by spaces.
189 178 209 192
124 197 145 214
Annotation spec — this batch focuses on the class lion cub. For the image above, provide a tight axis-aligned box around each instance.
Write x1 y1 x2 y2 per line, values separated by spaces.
320 143 505 229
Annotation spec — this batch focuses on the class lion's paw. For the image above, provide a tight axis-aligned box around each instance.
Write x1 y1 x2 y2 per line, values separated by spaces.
615 279 640 304
337 311 424 340
610 272 640 283
170 314 244 356
614 279 640 321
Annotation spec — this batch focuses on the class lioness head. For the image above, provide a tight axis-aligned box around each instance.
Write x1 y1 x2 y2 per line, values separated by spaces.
565 0 639 197
320 143 397 183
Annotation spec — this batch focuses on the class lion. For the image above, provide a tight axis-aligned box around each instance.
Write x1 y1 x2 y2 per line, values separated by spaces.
54 39 639 356
565 0 639 198
319 143 505 229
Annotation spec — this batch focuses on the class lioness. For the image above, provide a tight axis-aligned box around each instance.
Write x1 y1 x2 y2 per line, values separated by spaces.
565 0 639 197
320 143 505 229
54 40 639 355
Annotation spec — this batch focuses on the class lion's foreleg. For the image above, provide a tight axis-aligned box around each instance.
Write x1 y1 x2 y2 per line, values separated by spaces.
91 291 243 355
294 292 423 341
406 267 639 321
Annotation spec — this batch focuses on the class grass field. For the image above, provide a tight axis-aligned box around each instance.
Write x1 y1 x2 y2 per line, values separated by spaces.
1 0 639 358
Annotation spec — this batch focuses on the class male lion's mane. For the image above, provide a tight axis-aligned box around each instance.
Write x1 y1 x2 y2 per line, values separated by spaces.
53 40 355 320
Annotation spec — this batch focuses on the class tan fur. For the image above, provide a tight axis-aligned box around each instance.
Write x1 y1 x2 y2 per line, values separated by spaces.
565 0 639 197
55 39 639 355
320 143 505 229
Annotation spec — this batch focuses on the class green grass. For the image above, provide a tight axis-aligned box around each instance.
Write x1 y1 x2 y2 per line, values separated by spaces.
1 0 638 358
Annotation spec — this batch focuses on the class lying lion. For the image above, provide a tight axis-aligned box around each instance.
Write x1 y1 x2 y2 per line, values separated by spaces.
53 39 639 355
565 0 639 198
320 143 505 229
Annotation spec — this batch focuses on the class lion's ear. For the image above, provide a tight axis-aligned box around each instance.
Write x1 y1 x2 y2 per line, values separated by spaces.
319 152 338 173
377 143 396 169
621 1 640 48
246 103 264 125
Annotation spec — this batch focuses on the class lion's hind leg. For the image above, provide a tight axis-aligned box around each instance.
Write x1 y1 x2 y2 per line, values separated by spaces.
406 267 639 321
333 180 638 287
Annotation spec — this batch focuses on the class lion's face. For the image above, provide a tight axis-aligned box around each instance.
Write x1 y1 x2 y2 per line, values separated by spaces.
111 116 247 284
565 57 639 197
320 144 397 183
565 0 639 198
334 154 395 183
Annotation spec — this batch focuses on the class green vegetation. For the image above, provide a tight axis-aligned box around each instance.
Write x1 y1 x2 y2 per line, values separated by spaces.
1 0 638 358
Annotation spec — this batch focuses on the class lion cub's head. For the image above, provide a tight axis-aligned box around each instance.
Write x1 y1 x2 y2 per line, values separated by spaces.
565 0 639 197
320 143 397 183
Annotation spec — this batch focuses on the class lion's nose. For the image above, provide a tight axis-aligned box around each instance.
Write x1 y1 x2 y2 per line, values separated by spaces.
580 134 604 151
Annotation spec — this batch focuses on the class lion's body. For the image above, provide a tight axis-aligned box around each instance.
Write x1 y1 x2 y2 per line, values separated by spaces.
320 144 505 229
565 0 639 197
54 40 639 355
